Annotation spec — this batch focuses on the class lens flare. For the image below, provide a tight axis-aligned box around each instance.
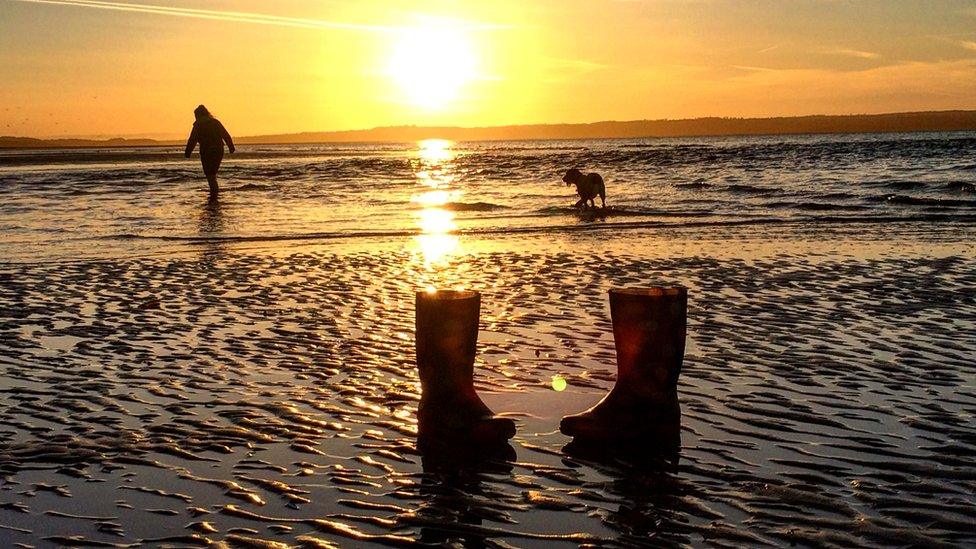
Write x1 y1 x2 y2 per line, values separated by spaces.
552 375 567 392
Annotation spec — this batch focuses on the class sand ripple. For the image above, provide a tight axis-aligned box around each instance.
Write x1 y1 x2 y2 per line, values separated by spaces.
1 244 974 547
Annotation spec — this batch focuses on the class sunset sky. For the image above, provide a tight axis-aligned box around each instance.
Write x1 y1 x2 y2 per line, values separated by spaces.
2 0 976 137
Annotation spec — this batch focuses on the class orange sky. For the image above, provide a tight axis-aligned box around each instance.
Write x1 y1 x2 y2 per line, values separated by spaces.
1 0 975 137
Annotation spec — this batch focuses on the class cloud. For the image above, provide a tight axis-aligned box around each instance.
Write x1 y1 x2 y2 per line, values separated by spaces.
730 65 779 73
11 0 510 32
961 41 976 51
822 48 881 59
706 59 976 115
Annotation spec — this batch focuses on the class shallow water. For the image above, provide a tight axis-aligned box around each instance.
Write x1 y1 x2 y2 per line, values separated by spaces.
1 227 975 547
2 133 976 262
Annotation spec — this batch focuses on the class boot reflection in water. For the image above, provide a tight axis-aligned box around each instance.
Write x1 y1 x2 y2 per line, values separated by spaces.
561 287 687 448
415 290 516 450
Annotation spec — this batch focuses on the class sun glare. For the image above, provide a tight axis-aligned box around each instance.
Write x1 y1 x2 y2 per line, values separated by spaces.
387 26 477 109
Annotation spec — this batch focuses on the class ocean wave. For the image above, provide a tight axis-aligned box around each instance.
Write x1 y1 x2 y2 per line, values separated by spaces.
229 183 276 192
882 194 976 208
532 206 669 218
947 181 975 193
93 213 976 245
882 180 928 191
675 180 711 190
725 184 779 195
471 167 521 178
769 201 871 212
818 192 859 200
440 201 508 212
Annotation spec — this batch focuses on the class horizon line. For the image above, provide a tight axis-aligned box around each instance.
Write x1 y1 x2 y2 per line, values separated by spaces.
5 109 976 144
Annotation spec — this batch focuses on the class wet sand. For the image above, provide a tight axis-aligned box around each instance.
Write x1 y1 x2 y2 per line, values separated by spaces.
1 228 975 547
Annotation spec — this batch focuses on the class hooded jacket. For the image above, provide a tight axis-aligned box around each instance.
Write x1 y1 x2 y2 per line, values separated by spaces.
185 116 234 157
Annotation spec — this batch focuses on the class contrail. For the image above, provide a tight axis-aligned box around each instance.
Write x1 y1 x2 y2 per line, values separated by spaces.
9 0 510 32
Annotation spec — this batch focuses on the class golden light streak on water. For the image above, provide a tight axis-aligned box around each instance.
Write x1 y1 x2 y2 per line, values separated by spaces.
416 233 460 266
417 138 454 164
413 139 462 270
411 189 457 206
416 207 455 234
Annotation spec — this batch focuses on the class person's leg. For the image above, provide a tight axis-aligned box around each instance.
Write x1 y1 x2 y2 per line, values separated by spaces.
205 169 219 195
200 151 223 195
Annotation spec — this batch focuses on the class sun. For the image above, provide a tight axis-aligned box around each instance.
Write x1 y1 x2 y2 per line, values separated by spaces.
386 25 477 109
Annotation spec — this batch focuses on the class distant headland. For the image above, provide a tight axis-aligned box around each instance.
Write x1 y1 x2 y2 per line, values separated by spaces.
3 110 975 149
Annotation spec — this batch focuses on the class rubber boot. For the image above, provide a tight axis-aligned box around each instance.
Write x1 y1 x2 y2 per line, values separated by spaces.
560 287 687 449
415 290 516 450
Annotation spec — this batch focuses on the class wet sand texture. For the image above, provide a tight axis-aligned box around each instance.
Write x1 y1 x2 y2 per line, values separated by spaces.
1 248 975 547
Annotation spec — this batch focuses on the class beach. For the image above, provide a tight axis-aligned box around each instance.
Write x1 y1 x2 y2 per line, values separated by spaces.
1 135 975 547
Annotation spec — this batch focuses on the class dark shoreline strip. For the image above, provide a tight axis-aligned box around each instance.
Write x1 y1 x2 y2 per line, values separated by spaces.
2 213 974 267
98 213 976 244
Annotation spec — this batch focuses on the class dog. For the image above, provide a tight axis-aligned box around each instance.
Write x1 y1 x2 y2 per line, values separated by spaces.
563 168 606 209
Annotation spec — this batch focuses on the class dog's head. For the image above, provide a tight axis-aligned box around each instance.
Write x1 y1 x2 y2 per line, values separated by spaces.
563 168 583 185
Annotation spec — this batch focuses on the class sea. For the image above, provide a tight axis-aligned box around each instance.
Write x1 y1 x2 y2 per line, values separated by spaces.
2 131 975 262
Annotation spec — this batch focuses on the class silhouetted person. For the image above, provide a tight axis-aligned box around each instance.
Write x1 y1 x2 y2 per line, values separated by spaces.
184 105 234 195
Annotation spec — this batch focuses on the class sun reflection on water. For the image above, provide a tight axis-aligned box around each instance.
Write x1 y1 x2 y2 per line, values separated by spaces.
416 207 455 234
413 139 461 271
417 138 453 164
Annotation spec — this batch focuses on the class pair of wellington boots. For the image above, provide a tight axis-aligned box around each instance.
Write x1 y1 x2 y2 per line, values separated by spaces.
415 287 686 452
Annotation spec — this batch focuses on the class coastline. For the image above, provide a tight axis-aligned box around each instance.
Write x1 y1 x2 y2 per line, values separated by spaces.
4 111 976 150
